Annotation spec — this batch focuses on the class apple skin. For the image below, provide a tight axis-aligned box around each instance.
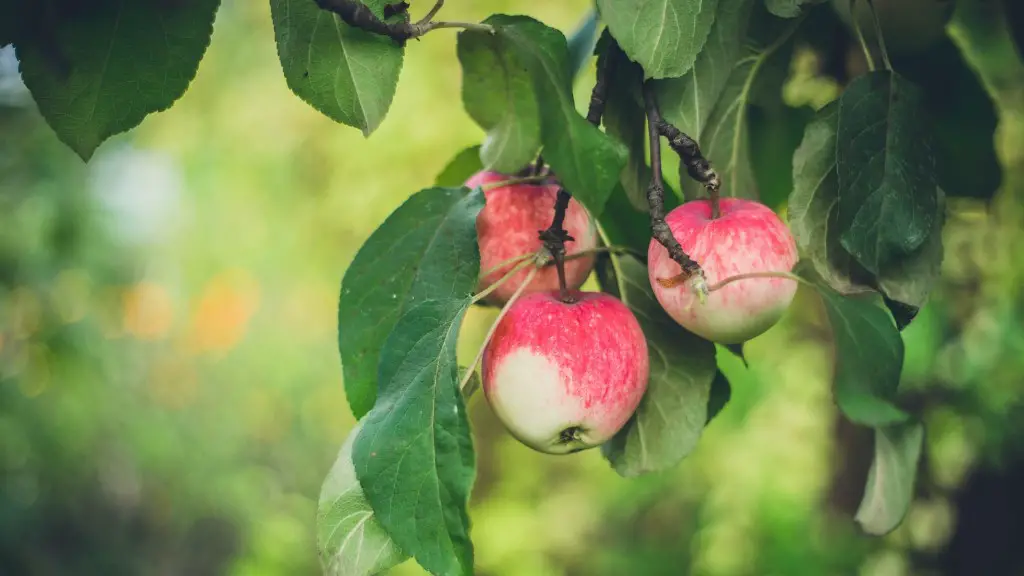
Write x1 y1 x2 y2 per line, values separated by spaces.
648 198 798 344
481 290 649 454
467 170 598 304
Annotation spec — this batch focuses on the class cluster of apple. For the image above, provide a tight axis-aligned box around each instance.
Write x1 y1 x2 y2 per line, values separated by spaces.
468 170 799 455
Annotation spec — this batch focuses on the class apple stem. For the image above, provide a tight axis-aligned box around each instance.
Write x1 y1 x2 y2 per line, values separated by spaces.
538 188 576 304
642 82 706 281
645 95 722 220
707 270 802 292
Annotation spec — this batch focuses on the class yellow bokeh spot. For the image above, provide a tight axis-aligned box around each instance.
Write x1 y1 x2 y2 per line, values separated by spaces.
146 355 199 409
122 281 174 340
188 268 261 354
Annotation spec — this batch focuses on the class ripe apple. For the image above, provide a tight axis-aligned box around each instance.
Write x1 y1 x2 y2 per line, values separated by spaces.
648 198 799 344
481 290 649 454
467 170 598 304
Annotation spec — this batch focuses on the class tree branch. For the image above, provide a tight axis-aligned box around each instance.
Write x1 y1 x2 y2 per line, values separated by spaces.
538 188 575 303
643 83 706 288
586 39 616 125
643 83 722 218
314 0 492 45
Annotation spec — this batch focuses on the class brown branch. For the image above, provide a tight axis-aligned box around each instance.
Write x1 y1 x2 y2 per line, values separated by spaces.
586 39 616 126
314 0 491 45
538 188 575 303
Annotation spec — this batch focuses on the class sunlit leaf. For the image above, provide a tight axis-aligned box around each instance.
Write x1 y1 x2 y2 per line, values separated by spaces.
435 145 484 187
271 0 403 135
856 420 925 535
596 0 719 79
14 0 219 160
764 0 826 18
567 9 601 79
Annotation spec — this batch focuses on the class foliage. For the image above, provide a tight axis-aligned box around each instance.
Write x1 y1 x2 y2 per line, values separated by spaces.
3 0 1024 575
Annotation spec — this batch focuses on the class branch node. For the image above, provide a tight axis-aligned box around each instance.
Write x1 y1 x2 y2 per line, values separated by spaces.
539 188 576 303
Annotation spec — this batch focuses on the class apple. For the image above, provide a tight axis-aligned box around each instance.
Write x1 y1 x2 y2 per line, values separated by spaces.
467 170 598 304
648 198 798 344
481 290 649 454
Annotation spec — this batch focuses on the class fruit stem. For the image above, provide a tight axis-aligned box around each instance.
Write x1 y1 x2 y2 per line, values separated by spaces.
459 267 540 393
706 270 802 292
539 188 576 304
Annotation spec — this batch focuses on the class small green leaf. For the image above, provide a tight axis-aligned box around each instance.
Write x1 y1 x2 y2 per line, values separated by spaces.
567 9 601 80
707 369 732 423
14 0 219 160
486 15 628 216
596 0 719 79
338 187 485 419
790 102 944 318
803 270 909 427
318 422 409 576
435 145 484 187
355 299 476 576
596 184 656 257
599 35 651 211
271 0 403 136
601 256 719 477
856 421 925 535
764 0 826 18
457 29 541 173
748 104 814 210
836 71 938 274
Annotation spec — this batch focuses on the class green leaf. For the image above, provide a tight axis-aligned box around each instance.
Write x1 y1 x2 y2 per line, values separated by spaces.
596 185 656 257
599 36 651 211
789 101 944 317
567 9 601 80
435 145 484 187
318 422 409 576
707 369 732 423
354 298 477 576
764 0 826 18
596 0 719 79
457 29 541 173
856 421 925 535
600 255 719 477
338 187 485 419
748 104 814 210
14 0 219 160
485 15 628 216
835 71 938 274
802 270 910 427
271 0 403 136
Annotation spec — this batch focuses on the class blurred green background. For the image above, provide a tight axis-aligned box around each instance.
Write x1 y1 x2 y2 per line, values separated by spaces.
2 1 1024 575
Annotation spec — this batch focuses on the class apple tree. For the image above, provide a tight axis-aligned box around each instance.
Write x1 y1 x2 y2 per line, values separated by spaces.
3 0 1018 574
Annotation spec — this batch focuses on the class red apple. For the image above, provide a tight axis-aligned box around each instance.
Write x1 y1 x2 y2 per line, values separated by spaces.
481 290 649 454
648 198 799 344
467 170 598 304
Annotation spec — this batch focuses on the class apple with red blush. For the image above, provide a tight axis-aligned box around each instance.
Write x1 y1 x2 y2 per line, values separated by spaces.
648 198 799 344
467 170 598 305
481 290 649 454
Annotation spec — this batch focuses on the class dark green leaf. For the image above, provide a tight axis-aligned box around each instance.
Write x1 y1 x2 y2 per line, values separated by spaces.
14 0 219 160
486 15 628 216
601 256 719 476
457 29 541 173
338 187 485 419
749 105 814 210
706 369 732 423
600 39 650 211
596 0 719 79
318 422 409 575
722 343 747 366
355 299 476 576
764 0 826 18
856 421 924 535
802 270 910 427
836 71 938 273
567 9 601 80
892 38 1001 200
435 145 483 187
271 0 403 136
790 102 944 316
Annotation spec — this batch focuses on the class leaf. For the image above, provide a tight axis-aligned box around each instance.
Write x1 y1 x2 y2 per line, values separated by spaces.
318 422 409 576
835 71 938 274
789 101 944 318
706 369 732 423
695 10 802 198
855 421 925 535
599 36 651 211
354 299 477 576
338 187 485 419
567 9 601 80
13 0 219 160
748 104 814 209
271 0 403 136
764 0 826 18
600 255 719 477
596 0 719 79
483 15 628 216
435 145 484 187
457 29 541 173
802 270 910 427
